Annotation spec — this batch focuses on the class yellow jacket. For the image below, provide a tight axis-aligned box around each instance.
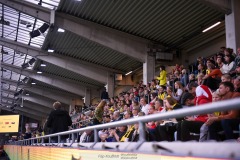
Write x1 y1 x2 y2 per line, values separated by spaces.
156 70 167 86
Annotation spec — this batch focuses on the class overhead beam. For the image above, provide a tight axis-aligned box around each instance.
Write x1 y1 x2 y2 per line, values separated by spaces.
2 103 47 118
0 0 149 62
2 97 49 115
1 108 42 121
21 94 56 109
1 78 76 104
1 88 56 109
0 37 115 84
198 0 232 14
1 62 87 96
20 101 52 115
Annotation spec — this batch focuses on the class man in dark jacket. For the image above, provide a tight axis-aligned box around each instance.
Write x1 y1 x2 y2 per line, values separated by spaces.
47 101 72 143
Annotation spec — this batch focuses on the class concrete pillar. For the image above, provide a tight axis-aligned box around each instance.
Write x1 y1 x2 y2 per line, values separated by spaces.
225 0 240 53
143 55 155 85
85 88 91 106
107 72 114 98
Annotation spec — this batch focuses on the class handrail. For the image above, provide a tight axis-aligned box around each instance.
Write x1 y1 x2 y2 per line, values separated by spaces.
71 118 93 129
12 98 240 146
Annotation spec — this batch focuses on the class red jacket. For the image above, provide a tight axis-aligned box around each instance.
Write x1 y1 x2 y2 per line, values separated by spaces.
194 95 212 122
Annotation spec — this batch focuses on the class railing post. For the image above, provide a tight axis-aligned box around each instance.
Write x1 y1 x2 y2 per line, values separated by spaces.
58 135 60 143
94 129 98 143
139 122 146 142
72 133 75 143
49 137 51 144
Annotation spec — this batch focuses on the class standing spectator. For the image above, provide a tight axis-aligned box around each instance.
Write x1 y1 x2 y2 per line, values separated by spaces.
156 66 167 86
93 100 107 125
181 69 189 88
23 123 32 139
101 88 109 100
47 101 72 143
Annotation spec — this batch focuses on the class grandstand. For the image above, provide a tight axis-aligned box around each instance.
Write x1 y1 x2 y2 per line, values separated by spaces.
0 0 240 159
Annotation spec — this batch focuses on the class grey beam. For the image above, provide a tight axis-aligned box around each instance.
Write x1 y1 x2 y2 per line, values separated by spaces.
2 97 48 116
0 37 116 84
1 95 52 114
2 103 47 118
0 107 42 121
1 62 87 96
22 94 56 109
0 0 149 62
21 101 52 115
198 0 232 14
1 78 76 104
1 88 55 109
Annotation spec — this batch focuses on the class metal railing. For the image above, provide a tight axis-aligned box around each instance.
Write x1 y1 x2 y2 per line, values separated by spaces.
11 98 240 148
71 118 93 129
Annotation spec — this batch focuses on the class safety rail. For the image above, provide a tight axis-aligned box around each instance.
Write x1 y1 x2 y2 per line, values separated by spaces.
71 118 93 129
10 98 240 147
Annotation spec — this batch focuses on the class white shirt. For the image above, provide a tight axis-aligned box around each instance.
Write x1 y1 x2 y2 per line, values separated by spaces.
141 104 150 115
221 61 235 74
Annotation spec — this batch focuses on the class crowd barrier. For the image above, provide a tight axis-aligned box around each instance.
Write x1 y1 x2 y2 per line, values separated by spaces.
4 98 240 160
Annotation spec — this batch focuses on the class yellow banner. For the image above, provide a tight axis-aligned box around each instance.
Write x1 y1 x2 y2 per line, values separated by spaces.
4 145 221 160
0 115 20 133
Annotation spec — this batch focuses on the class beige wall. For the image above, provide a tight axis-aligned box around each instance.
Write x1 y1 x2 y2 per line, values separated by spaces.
184 36 226 65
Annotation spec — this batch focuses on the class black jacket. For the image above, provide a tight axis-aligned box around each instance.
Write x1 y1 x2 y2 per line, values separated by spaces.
47 109 72 134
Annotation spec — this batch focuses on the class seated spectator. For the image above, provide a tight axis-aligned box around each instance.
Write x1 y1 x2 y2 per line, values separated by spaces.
178 84 212 141
221 54 235 74
81 130 94 143
203 63 222 91
150 92 158 104
172 64 182 74
180 92 195 107
199 90 222 142
216 55 224 69
154 99 164 112
146 106 159 141
197 73 205 85
172 81 184 102
230 47 240 75
150 79 157 93
140 97 150 115
157 97 183 141
221 74 232 82
207 82 240 140
198 63 207 75
157 85 167 100
123 111 132 119
110 126 127 142
235 62 240 77
112 111 122 122
132 106 140 118
233 76 240 92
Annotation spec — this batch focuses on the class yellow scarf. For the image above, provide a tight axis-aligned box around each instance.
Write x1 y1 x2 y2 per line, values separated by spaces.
120 125 135 142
